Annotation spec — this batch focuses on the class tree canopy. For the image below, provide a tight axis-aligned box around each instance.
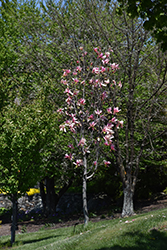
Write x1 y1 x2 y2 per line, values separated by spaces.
117 0 167 51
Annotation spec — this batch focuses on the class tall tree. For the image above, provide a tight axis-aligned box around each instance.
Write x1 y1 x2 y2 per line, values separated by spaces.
0 102 43 244
77 0 167 216
59 47 123 224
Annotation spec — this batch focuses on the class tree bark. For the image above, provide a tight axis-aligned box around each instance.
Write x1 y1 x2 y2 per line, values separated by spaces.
122 185 134 217
83 156 89 225
45 176 56 215
40 180 46 214
40 176 73 216
11 195 18 245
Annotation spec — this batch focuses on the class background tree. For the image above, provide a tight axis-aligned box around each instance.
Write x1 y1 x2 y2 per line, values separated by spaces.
0 102 43 244
77 0 167 216
0 0 76 218
117 0 167 51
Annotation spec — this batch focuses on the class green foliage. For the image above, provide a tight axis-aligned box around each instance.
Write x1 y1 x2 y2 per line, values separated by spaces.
117 0 167 51
0 207 8 217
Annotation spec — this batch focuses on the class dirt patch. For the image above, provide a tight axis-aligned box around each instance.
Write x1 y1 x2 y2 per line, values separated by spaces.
1 196 167 237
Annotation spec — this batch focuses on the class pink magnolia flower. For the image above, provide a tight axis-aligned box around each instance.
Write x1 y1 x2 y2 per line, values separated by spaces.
73 90 79 96
99 81 107 87
107 107 112 114
102 58 110 65
103 160 111 167
73 71 77 76
98 53 103 58
64 88 73 95
111 117 117 123
100 66 106 73
57 108 64 114
74 159 83 167
116 120 124 129
100 114 105 121
95 109 102 115
72 116 79 124
113 80 116 85
88 114 94 120
65 153 73 160
104 141 110 146
73 78 79 83
88 121 97 130
94 47 99 53
63 69 71 76
105 52 110 58
69 123 76 133
92 67 100 74
83 147 90 154
81 80 86 85
104 134 114 145
119 120 124 128
118 81 122 88
77 98 86 106
78 138 86 146
101 91 108 100
93 161 97 166
111 63 119 71
89 79 94 84
104 79 110 84
79 47 83 50
63 72 68 77
102 124 114 134
61 79 68 85
68 144 74 149
76 66 82 72
113 107 121 114
110 144 115 151
59 124 66 132
66 96 73 105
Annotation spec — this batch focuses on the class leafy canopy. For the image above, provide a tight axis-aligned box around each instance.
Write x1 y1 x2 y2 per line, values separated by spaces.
116 0 167 51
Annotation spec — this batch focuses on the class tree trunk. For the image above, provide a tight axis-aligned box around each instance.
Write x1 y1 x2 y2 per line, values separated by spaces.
122 185 134 217
45 176 56 215
40 180 46 214
83 157 89 225
11 195 18 245
40 176 73 216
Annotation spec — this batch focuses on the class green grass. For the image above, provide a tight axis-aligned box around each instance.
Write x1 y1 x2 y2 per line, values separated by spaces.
1 208 167 249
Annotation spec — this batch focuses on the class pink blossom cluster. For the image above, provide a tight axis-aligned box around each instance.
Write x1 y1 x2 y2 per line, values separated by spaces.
58 47 123 167
93 47 119 73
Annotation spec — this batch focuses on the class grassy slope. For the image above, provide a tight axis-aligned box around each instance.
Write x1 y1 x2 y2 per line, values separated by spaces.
1 208 167 250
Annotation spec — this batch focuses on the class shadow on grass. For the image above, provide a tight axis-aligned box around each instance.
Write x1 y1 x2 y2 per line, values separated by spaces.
96 229 167 250
0 235 62 249
21 234 62 245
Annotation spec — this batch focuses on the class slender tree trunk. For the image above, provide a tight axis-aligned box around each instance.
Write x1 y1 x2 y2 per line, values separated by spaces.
83 156 89 225
122 184 134 217
11 195 17 245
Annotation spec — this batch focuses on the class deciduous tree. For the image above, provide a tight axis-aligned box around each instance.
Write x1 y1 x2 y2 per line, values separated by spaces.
59 47 123 224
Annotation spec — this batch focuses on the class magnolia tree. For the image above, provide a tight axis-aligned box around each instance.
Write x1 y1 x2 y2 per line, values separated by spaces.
58 47 123 225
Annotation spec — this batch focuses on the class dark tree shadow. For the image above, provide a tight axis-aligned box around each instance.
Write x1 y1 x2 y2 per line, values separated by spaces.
95 229 167 250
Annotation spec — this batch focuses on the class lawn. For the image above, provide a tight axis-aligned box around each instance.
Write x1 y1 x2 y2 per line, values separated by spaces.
0 208 167 249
